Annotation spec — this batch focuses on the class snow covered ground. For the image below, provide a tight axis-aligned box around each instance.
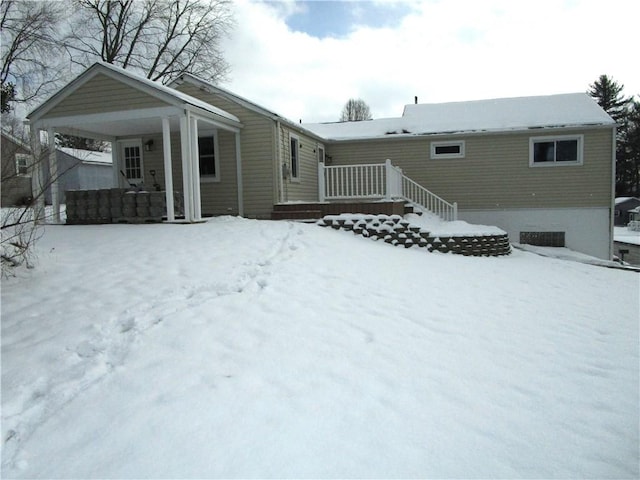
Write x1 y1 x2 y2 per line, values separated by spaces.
615 226 640 246
1 217 639 478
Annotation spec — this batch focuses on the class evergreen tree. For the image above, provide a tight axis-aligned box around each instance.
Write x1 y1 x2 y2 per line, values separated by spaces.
588 75 639 195
620 100 640 195
1 82 15 113
588 75 630 123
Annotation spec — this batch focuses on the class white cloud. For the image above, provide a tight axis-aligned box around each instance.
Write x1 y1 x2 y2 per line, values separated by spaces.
221 0 640 123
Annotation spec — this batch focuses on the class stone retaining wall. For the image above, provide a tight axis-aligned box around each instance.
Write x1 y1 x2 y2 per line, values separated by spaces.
318 214 511 257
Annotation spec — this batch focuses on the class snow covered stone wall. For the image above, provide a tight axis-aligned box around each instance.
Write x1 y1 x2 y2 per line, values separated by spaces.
318 214 511 257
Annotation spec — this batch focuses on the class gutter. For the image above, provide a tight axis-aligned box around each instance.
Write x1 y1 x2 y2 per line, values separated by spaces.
610 125 617 260
275 120 283 203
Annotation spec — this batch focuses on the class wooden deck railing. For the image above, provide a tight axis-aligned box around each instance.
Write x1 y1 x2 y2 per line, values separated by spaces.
319 159 457 221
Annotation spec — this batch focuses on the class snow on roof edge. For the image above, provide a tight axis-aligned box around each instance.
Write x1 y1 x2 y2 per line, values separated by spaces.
304 92 614 141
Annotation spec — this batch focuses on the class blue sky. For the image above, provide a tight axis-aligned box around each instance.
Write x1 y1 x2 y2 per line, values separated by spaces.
280 1 415 38
222 0 640 123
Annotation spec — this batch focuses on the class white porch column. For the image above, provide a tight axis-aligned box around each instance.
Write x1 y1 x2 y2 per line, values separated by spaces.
235 132 244 216
189 116 202 221
180 113 193 222
111 144 119 187
162 117 175 221
47 127 60 223
318 161 325 202
29 126 46 223
384 159 393 201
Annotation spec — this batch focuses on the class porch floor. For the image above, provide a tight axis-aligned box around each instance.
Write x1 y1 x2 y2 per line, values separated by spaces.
271 200 410 220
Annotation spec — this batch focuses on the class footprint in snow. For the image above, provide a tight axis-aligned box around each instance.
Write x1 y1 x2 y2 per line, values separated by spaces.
76 340 104 358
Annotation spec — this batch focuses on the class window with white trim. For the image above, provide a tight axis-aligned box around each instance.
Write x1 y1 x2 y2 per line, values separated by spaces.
15 154 30 176
430 140 465 159
198 130 220 181
529 135 583 166
290 134 299 180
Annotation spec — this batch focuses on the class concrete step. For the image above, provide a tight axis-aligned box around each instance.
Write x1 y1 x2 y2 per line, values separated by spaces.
271 209 323 220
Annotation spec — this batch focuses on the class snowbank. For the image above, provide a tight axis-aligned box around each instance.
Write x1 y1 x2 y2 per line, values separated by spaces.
1 217 638 478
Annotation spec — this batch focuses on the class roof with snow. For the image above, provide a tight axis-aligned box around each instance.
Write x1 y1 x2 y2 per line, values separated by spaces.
173 74 325 141
303 93 615 141
28 62 241 126
615 197 640 205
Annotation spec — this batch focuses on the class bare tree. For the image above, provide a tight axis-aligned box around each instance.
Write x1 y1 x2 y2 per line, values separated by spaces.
67 0 233 84
339 98 372 122
1 134 44 275
1 131 85 276
0 1 67 108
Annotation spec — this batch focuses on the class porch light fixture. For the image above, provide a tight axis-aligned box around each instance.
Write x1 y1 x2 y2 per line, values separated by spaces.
145 139 154 151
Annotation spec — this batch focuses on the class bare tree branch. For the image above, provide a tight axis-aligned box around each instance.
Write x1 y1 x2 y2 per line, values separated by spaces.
0 1 68 106
340 99 373 122
67 0 233 85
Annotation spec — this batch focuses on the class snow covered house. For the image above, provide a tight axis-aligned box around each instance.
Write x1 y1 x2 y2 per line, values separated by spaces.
26 62 616 259
614 197 640 226
42 148 113 204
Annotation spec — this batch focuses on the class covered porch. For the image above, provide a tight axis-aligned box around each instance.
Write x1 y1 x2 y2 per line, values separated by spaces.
26 62 244 224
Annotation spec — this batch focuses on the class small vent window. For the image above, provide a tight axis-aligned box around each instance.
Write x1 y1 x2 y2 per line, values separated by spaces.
431 141 465 159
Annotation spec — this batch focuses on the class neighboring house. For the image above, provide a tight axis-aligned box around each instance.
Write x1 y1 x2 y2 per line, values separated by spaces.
614 197 640 226
26 62 616 260
42 147 113 203
1 131 33 206
613 225 640 266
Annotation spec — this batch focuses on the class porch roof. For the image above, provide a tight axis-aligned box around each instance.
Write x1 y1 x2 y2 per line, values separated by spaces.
27 62 242 138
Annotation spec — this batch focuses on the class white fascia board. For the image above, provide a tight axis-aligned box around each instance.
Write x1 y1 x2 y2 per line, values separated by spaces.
186 105 242 132
32 106 181 130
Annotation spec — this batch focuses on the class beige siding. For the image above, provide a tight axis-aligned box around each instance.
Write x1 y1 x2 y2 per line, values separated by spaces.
199 129 239 215
118 130 240 216
279 125 320 203
1 136 33 205
175 84 276 218
46 73 166 118
326 127 614 209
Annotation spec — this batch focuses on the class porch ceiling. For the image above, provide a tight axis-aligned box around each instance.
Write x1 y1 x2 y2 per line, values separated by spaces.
57 115 181 140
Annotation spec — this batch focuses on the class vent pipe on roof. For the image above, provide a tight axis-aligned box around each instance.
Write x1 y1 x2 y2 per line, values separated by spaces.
415 96 418 104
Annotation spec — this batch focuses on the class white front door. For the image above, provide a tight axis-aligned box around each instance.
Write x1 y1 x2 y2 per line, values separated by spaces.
119 140 144 187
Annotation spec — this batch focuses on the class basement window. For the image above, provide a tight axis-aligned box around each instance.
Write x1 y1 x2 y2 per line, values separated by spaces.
529 135 583 166
520 231 565 247
430 141 465 159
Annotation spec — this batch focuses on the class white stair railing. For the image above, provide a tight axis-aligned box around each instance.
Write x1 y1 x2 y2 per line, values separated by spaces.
319 159 458 221
400 174 458 221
